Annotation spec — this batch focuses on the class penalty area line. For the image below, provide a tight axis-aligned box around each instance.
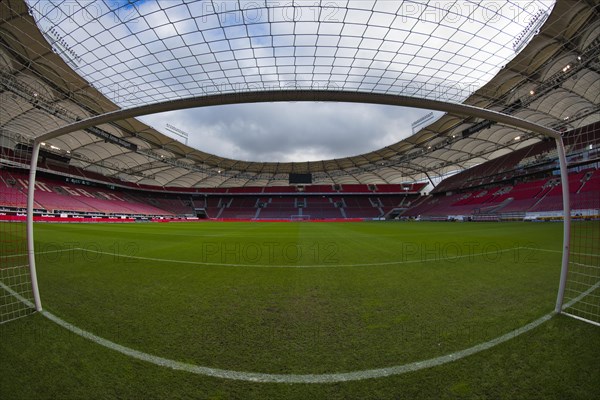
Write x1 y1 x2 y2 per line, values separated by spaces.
522 247 600 258
72 246 523 268
1 248 76 259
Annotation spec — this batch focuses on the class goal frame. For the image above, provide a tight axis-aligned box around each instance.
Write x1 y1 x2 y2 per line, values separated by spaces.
24 90 573 319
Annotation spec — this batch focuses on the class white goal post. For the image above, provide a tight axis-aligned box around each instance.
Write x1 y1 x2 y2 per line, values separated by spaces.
556 124 600 326
8 90 596 326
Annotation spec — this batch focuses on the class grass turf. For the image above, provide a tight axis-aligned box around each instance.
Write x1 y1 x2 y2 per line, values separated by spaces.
1 221 599 399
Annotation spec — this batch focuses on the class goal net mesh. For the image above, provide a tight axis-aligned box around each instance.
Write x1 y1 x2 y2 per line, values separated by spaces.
0 146 35 324
561 123 600 325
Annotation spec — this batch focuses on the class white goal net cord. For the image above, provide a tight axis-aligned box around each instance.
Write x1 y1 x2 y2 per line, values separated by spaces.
560 124 600 326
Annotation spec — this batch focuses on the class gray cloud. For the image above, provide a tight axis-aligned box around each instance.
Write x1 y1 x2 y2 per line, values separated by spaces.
139 103 443 162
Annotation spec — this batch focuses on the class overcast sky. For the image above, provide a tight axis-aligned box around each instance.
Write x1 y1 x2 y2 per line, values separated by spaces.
139 104 443 162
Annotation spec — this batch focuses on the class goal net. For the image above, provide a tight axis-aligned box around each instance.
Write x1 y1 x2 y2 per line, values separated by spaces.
559 124 600 326
0 146 37 324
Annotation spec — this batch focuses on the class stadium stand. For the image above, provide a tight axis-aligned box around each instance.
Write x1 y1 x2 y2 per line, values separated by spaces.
1 123 598 221
399 123 599 221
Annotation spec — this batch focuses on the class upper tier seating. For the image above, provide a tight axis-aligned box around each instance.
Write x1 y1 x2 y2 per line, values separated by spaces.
403 168 599 217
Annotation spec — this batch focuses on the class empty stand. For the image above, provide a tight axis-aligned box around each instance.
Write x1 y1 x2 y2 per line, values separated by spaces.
2 121 597 221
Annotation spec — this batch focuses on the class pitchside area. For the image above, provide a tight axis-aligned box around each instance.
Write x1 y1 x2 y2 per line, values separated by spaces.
1 221 599 399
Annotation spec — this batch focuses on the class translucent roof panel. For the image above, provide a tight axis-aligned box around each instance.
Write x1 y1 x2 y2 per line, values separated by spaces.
27 0 556 108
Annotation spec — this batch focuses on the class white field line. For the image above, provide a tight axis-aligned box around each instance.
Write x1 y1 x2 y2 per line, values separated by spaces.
0 277 556 383
522 247 600 258
1 248 73 259
5 245 593 268
2 278 599 383
563 280 600 309
36 310 558 383
522 246 598 268
561 279 600 327
2 246 597 383
561 272 600 328
71 246 522 268
0 282 34 308
528 247 599 315
0 280 35 325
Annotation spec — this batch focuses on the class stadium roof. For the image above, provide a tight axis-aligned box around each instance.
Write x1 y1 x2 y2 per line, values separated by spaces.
0 0 598 187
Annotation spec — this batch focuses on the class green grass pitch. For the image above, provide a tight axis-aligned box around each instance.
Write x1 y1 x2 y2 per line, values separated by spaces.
1 221 599 399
